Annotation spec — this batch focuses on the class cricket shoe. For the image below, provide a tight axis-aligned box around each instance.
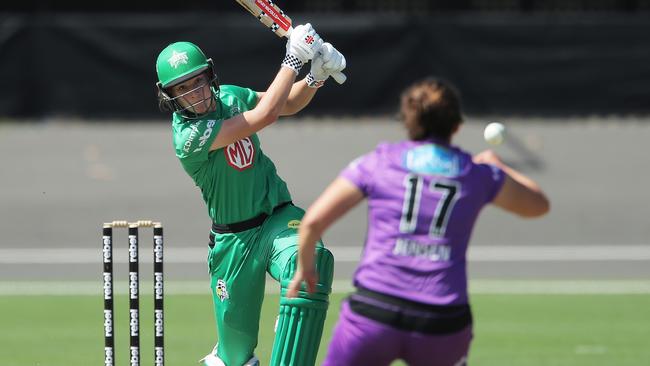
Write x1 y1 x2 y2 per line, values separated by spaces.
242 356 260 366
199 353 225 366
199 347 259 366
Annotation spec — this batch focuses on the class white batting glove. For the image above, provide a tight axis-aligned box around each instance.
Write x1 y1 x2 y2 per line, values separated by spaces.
283 23 323 74
307 42 347 88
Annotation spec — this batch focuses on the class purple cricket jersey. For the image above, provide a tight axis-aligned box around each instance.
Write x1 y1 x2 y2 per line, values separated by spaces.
340 139 504 305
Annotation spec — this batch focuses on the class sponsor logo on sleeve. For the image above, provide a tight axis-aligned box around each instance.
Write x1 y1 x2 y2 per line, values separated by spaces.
182 123 200 153
225 137 255 171
196 120 216 152
182 120 217 154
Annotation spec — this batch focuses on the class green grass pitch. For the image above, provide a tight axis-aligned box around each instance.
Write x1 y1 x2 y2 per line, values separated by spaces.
1 293 648 365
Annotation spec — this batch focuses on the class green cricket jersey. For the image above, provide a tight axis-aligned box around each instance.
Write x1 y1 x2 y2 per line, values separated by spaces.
171 85 292 224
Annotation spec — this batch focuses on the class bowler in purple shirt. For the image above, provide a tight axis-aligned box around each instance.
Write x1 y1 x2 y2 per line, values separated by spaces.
288 78 550 366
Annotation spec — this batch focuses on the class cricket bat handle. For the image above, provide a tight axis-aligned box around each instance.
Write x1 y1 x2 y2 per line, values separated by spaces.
286 27 347 84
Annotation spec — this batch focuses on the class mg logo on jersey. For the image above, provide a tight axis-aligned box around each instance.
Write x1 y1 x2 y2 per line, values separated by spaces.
225 137 255 171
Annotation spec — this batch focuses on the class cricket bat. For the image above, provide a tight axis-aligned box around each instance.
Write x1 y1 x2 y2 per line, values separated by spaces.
235 0 347 84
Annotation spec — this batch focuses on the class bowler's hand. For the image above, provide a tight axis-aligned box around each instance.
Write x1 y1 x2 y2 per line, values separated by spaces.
286 266 318 298
473 149 504 167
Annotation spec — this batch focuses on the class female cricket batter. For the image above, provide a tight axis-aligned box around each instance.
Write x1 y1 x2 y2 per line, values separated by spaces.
288 78 550 366
154 24 346 366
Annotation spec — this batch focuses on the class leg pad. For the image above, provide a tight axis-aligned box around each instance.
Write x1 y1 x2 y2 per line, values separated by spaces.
270 247 334 366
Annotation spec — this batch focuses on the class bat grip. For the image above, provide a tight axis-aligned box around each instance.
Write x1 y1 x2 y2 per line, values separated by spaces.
330 72 347 84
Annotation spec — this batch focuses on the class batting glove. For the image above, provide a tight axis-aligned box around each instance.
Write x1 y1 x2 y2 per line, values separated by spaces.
283 23 323 74
307 42 346 88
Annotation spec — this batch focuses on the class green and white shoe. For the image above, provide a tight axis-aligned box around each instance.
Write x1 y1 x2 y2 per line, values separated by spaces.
199 344 259 366
199 353 225 366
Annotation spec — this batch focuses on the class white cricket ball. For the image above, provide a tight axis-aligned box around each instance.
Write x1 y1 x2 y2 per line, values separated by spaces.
484 122 506 145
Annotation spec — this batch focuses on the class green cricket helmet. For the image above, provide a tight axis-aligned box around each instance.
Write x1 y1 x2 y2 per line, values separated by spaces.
155 41 220 118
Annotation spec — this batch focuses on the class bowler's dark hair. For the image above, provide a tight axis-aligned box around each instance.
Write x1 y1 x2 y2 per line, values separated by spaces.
400 78 463 141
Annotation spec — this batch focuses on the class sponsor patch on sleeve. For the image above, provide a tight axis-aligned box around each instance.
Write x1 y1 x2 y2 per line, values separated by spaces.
180 119 217 156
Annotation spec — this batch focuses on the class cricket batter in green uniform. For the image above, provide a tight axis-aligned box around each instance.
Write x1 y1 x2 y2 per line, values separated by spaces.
154 23 346 366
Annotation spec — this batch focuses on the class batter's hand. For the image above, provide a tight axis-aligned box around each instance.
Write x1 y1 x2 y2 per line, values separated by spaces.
286 266 318 298
283 23 323 74
307 42 347 87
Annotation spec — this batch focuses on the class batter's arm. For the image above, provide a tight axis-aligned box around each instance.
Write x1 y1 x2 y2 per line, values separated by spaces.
211 24 322 150
211 67 296 150
256 77 317 116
